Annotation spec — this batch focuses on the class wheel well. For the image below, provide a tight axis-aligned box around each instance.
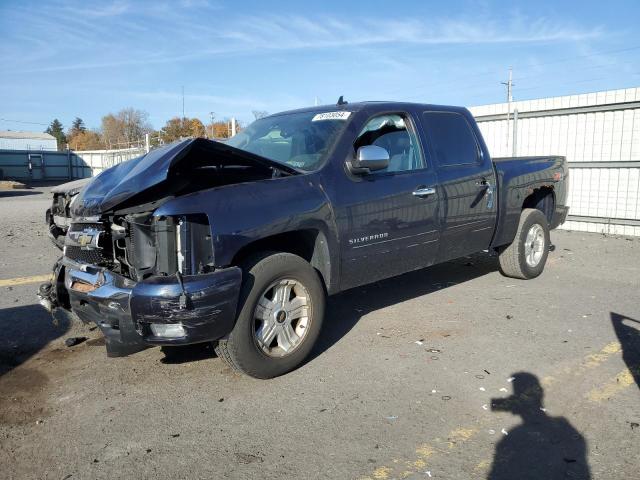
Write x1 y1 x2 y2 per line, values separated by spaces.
230 230 332 292
522 186 555 224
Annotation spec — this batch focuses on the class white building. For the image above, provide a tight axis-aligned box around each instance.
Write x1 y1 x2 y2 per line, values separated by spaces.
0 130 58 151
469 87 640 236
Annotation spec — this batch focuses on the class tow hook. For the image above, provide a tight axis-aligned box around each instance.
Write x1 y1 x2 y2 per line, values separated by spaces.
37 281 56 312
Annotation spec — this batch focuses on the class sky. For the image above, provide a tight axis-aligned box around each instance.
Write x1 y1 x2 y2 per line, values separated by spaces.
1 0 640 132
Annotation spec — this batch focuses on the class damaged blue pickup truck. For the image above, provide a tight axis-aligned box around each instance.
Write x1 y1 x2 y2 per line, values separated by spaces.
38 101 568 378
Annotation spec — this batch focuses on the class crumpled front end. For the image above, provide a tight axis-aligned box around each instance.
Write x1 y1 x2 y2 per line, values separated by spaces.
38 211 242 357
36 138 296 357
46 178 91 249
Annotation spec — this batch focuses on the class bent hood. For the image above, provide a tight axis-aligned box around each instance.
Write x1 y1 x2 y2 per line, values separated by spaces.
51 177 92 196
71 138 298 217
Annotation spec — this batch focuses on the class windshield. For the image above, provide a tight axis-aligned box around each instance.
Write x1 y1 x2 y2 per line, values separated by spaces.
226 110 351 171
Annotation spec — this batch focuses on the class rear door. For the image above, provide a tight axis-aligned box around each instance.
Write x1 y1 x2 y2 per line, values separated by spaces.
420 111 497 262
337 112 441 290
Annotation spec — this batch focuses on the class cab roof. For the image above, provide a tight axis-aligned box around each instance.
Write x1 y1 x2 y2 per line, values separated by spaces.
270 101 470 118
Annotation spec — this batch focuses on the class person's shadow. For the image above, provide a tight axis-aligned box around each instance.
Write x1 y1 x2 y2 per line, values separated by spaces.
488 372 591 480
611 312 640 391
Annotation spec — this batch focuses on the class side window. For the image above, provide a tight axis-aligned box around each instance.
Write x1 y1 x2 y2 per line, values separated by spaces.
354 114 424 173
422 112 479 167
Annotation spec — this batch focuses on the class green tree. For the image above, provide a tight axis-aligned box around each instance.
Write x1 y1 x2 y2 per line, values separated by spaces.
67 117 91 149
45 119 67 151
70 117 86 136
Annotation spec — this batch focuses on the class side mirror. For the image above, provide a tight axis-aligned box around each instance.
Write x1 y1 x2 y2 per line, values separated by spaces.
347 145 390 175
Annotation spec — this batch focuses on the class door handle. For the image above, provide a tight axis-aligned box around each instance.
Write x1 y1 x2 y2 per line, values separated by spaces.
412 187 436 198
475 178 495 209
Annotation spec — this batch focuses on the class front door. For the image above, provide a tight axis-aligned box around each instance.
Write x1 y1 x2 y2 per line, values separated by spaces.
337 113 440 290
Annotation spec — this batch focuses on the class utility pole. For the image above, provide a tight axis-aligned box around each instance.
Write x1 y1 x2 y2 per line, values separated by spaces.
501 67 514 152
501 66 514 120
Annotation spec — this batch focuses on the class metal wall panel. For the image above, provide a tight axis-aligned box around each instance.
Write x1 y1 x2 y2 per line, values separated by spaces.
0 147 145 181
0 137 57 151
470 87 640 236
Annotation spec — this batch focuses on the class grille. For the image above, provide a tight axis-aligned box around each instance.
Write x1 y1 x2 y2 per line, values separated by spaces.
65 222 110 265
69 223 104 232
65 246 109 265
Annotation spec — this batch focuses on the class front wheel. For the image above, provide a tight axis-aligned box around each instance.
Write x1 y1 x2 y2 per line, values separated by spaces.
215 252 325 378
498 208 550 280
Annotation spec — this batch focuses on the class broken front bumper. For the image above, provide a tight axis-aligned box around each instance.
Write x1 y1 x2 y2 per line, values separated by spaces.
40 257 242 357
45 208 67 250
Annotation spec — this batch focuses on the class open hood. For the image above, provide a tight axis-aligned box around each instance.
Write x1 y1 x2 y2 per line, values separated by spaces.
71 138 298 217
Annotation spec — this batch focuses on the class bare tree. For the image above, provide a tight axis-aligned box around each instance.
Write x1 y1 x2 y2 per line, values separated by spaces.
101 108 151 149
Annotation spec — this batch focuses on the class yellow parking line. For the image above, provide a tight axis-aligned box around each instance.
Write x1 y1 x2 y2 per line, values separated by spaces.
587 368 638 402
0 274 51 288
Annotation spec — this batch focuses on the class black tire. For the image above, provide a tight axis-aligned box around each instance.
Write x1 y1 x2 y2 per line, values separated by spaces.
215 252 325 379
498 208 550 280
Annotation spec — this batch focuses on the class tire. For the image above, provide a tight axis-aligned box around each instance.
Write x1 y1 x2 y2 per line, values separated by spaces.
498 208 550 280
215 252 325 378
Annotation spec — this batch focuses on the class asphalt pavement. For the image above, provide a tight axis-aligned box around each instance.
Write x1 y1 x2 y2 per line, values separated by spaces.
1 187 639 479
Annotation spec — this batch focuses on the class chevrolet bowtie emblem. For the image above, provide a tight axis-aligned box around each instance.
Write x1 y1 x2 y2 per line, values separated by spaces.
77 234 93 246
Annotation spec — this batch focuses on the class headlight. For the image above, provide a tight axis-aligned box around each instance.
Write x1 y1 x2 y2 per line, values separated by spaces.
68 192 80 211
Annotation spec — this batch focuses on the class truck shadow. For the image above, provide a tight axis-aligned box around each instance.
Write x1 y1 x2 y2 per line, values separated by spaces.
159 253 499 366
309 252 499 363
0 304 70 378
611 312 640 392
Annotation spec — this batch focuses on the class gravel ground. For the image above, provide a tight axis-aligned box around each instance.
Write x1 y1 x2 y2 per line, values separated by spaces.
1 187 639 480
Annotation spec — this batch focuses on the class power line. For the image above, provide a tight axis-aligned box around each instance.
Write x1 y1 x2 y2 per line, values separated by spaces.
517 44 640 71
393 43 640 101
0 117 49 126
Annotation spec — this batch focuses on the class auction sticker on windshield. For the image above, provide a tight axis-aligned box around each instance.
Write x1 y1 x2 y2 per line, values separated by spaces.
312 111 352 121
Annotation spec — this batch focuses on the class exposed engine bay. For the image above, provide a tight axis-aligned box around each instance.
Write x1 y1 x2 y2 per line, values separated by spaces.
64 213 214 282
63 138 297 282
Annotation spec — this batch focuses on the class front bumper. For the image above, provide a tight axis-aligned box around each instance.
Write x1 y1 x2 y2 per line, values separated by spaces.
43 257 242 357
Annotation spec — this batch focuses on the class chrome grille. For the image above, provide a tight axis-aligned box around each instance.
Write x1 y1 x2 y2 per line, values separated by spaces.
64 246 109 265
65 223 109 265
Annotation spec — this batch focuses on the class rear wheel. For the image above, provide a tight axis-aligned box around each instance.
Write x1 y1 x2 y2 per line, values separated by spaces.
498 208 550 280
215 252 325 378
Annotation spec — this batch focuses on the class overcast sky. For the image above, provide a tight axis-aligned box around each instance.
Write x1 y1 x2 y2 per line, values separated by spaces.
1 0 639 131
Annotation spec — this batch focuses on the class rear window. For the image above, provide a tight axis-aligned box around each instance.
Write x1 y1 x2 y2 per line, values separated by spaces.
422 112 479 167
